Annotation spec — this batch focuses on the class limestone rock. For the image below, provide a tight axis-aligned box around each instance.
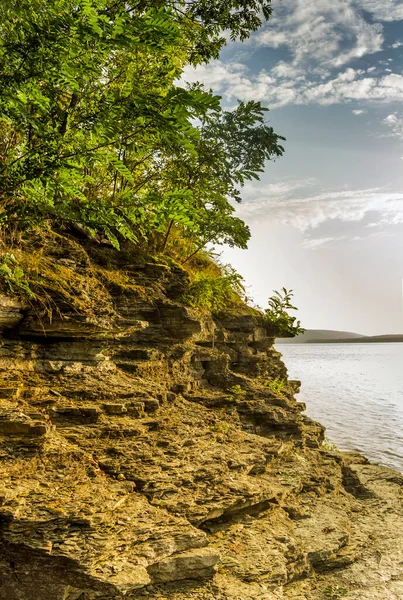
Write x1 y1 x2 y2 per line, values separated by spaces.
0 295 24 331
147 547 220 582
0 258 402 600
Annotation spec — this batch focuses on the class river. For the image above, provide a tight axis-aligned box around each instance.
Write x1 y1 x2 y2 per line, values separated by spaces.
277 342 403 472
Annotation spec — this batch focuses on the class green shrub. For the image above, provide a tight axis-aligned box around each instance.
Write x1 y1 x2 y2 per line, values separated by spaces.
323 584 348 599
264 288 304 337
0 253 34 299
228 384 247 398
322 437 339 452
265 377 287 397
183 265 245 312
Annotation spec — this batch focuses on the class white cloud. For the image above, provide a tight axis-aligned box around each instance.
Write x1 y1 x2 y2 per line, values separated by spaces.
352 109 367 114
391 41 403 49
384 113 399 124
181 61 248 90
301 236 346 250
357 0 403 22
302 72 403 104
181 62 278 104
253 0 384 69
271 61 305 80
255 30 288 48
383 113 403 139
237 187 403 232
180 0 403 111
182 61 403 108
241 179 316 203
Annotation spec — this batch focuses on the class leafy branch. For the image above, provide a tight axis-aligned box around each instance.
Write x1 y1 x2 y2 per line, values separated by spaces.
264 288 305 337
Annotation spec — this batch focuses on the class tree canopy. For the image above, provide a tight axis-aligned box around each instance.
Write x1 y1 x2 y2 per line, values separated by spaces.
0 0 284 256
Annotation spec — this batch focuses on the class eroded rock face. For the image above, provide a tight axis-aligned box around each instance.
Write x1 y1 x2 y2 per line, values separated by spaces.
0 295 25 332
0 261 402 599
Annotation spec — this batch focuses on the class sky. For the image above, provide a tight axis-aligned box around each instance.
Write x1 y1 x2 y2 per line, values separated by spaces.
182 0 403 335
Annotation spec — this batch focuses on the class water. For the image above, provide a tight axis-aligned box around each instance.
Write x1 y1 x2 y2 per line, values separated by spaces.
277 343 403 473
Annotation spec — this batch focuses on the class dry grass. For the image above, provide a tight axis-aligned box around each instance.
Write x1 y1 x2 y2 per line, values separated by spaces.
93 264 149 298
0 231 155 326
0 227 255 325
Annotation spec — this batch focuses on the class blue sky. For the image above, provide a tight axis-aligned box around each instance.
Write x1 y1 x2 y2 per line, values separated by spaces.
183 0 403 335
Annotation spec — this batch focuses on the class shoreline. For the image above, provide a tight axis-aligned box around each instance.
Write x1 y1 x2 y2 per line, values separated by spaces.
278 342 403 475
1 285 403 599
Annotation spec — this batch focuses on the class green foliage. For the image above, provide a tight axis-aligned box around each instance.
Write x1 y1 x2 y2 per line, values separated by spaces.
323 585 348 599
228 384 247 398
200 100 284 198
178 0 273 63
265 377 287 397
264 288 305 337
322 437 339 452
183 264 245 312
210 421 234 433
0 0 284 261
171 98 284 260
0 253 34 299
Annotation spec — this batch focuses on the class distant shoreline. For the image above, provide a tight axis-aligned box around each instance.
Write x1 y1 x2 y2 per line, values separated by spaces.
276 330 403 344
277 336 403 344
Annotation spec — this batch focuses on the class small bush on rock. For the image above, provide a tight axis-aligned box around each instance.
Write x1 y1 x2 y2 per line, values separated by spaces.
265 377 287 397
264 288 304 337
0 253 34 299
183 265 246 313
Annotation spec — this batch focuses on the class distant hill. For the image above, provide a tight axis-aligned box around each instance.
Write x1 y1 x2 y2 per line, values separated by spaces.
276 329 365 344
276 330 403 344
310 334 403 344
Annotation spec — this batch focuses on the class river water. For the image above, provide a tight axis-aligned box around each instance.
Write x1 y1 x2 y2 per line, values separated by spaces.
276 343 403 473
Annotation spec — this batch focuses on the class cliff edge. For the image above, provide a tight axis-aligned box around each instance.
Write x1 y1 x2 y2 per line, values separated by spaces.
0 240 402 600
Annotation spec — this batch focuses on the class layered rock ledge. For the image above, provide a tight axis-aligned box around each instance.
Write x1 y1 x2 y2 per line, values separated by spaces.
0 255 402 600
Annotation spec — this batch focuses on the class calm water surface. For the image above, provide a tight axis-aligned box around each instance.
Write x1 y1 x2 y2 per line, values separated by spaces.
277 343 403 473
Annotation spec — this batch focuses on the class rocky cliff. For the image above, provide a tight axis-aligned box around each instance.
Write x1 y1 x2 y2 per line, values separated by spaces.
0 245 403 600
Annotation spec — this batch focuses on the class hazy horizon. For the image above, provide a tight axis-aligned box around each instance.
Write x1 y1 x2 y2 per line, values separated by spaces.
183 0 403 336
279 328 403 337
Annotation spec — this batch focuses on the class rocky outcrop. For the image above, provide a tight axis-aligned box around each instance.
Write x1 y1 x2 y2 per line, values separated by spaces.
0 295 25 332
0 253 402 600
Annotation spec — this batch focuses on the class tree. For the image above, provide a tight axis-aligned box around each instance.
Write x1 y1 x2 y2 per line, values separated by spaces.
0 1 210 242
0 0 282 255
159 98 284 255
134 0 273 63
169 0 273 63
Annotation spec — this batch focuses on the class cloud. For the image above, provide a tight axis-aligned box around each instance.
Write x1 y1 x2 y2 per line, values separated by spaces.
253 0 384 69
237 187 403 232
241 179 316 203
301 236 346 250
384 113 399 124
302 72 403 105
271 61 305 80
357 0 403 22
391 40 403 48
352 109 367 114
181 62 280 104
180 0 403 110
383 112 403 139
256 30 288 48
182 61 403 108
